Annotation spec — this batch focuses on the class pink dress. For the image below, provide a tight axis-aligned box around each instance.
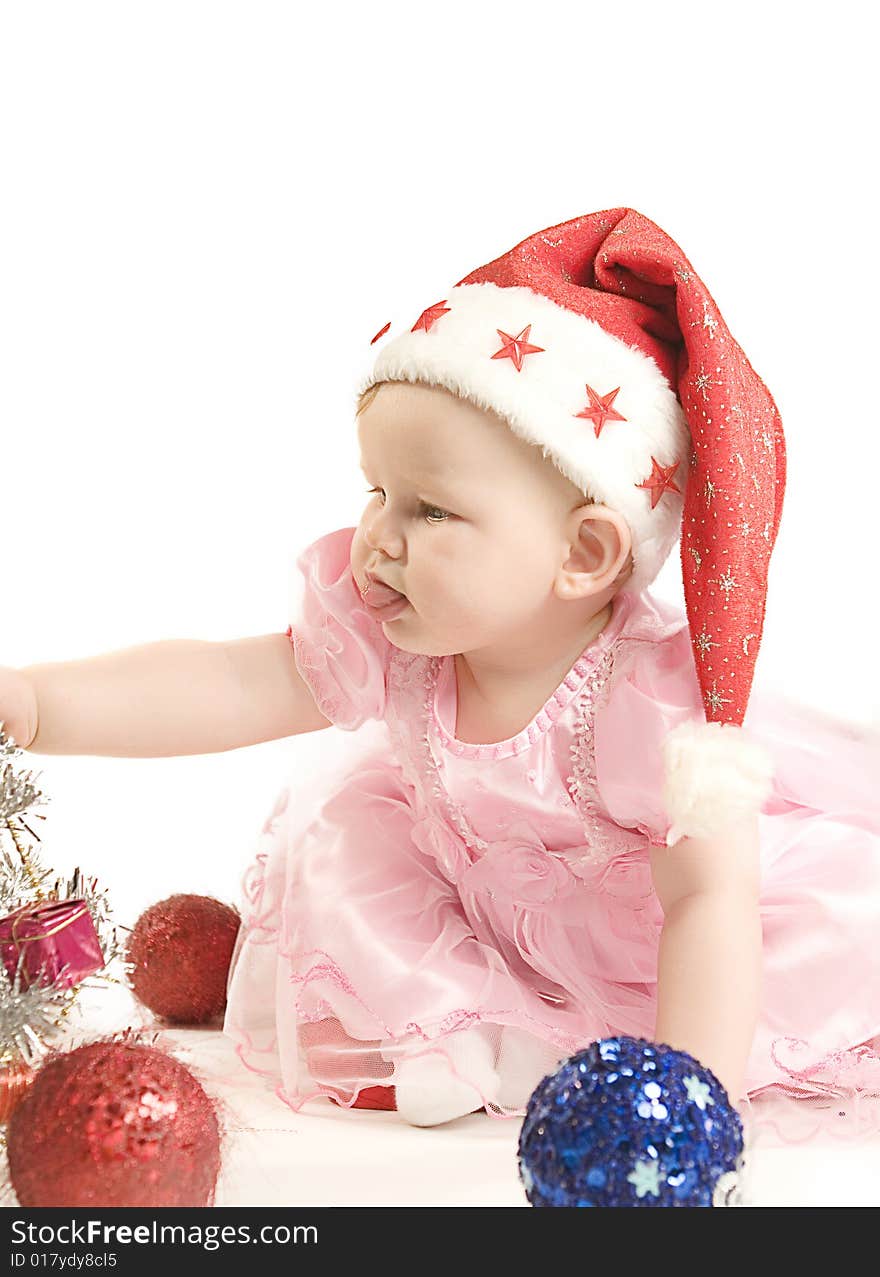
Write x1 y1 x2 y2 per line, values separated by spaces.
225 526 880 1130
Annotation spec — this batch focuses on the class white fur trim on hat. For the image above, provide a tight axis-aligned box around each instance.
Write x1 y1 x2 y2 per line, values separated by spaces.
661 720 775 847
357 281 690 594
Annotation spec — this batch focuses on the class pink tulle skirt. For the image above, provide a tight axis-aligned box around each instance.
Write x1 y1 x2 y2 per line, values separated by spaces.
224 718 880 1144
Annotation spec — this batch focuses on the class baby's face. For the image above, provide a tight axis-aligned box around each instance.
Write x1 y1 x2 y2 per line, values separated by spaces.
350 381 607 658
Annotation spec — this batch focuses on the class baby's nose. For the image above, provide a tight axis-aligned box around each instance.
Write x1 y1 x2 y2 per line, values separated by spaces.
365 510 403 557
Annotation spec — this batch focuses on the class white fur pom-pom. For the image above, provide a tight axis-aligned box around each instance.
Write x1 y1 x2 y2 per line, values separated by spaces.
661 720 775 846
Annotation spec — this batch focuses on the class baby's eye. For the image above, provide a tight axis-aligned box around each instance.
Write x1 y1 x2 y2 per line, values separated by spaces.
420 502 450 523
365 487 451 524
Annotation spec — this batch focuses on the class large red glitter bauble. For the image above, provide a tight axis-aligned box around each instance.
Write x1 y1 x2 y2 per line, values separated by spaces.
126 894 240 1024
6 1040 221 1207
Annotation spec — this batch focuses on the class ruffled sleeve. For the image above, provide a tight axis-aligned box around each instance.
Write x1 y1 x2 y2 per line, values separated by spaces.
286 526 394 731
593 624 704 847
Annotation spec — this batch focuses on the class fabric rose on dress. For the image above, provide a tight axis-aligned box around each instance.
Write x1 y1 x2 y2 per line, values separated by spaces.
589 851 664 943
409 815 472 883
465 839 574 912
503 841 572 906
597 852 656 904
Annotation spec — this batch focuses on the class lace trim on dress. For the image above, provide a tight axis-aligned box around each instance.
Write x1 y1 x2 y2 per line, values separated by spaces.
741 1034 880 1148
564 639 657 868
431 648 616 761
385 648 490 856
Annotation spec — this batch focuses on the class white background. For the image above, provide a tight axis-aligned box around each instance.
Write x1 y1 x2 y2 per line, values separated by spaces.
1 1 876 928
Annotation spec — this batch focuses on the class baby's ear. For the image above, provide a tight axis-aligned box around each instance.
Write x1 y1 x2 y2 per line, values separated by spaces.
555 505 632 599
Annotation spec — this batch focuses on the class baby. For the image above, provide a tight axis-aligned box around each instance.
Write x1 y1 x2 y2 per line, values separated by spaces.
5 207 880 1132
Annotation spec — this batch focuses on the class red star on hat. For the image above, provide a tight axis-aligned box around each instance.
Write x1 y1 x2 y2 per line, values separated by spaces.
411 301 451 334
370 321 391 345
575 384 627 438
636 456 681 509
490 324 545 371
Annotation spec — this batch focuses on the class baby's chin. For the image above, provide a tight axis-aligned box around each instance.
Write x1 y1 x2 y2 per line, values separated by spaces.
380 611 462 658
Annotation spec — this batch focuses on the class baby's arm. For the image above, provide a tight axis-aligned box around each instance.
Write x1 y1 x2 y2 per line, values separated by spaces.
649 819 763 1105
15 633 331 756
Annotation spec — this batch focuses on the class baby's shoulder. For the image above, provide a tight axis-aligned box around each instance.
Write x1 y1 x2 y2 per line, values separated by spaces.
606 589 693 684
597 590 702 730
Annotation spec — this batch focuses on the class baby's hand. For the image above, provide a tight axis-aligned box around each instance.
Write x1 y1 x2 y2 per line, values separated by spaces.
0 665 39 750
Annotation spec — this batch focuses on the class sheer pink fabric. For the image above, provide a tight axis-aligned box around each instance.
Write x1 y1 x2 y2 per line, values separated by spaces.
225 526 880 1140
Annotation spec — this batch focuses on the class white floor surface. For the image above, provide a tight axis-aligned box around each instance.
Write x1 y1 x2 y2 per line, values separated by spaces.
16 983 872 1209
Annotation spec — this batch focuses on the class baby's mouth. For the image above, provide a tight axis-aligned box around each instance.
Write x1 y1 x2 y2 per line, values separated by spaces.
361 577 406 607
360 576 411 620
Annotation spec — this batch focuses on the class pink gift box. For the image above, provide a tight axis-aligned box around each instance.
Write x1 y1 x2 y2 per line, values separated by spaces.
0 898 105 990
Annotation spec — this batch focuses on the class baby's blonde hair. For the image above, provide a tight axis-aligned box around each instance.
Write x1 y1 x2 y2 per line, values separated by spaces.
355 382 385 418
355 381 599 498
355 381 634 586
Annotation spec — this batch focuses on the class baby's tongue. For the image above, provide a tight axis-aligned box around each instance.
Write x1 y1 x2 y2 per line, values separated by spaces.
365 580 404 606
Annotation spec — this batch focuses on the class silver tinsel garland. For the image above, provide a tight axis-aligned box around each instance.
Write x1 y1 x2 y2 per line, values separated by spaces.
0 966 74 1070
0 719 124 1074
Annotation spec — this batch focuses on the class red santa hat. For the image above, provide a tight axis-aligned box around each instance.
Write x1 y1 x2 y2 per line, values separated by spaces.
356 208 783 843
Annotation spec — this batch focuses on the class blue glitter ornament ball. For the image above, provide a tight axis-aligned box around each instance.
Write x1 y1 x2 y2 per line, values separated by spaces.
517 1037 744 1207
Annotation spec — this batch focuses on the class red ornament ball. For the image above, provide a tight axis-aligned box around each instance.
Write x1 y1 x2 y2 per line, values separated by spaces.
126 894 240 1024
7 1040 221 1207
